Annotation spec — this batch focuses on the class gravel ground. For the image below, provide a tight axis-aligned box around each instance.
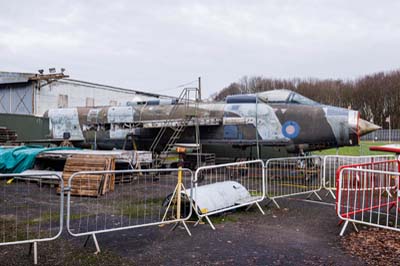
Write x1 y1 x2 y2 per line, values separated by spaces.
1 195 384 266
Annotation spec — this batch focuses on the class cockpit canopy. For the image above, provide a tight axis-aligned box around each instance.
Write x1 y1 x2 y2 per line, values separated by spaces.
257 89 319 105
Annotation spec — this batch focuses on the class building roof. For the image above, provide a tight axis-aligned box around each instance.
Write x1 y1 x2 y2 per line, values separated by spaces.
0 71 175 99
0 71 33 84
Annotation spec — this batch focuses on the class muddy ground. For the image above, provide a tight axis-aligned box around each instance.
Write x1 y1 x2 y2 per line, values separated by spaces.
2 194 390 266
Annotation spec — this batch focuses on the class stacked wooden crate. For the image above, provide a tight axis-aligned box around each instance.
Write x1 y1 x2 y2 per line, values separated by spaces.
0 127 17 143
60 154 116 197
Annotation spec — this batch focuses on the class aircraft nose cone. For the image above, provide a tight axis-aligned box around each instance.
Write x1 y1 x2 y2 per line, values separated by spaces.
358 119 381 136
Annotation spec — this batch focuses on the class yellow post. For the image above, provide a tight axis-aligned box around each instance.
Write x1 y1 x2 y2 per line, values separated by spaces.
176 166 182 219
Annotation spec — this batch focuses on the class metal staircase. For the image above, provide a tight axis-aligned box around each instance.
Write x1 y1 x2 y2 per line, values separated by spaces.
204 153 216 166
150 88 200 168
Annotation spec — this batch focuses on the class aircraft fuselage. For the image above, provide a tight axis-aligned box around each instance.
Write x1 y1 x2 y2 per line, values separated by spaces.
45 91 379 161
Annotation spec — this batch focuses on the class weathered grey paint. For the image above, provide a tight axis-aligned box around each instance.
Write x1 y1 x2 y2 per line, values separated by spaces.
224 102 282 141
48 108 84 140
44 89 381 160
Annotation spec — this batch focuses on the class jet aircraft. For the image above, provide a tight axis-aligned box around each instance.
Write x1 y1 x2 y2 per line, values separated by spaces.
45 89 380 162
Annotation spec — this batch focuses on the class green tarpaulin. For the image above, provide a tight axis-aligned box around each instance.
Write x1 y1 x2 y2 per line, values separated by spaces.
0 146 78 173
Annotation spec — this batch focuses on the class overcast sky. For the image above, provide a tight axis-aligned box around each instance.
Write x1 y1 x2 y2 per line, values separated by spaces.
1 1 400 98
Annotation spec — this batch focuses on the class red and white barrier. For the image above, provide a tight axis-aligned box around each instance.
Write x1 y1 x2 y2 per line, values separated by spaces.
336 159 400 235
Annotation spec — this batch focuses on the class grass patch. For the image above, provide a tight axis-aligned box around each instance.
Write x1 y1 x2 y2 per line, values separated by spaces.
117 198 165 218
26 212 61 226
1 220 42 242
1 211 91 242
249 191 263 197
210 215 238 224
313 141 397 156
70 250 132 266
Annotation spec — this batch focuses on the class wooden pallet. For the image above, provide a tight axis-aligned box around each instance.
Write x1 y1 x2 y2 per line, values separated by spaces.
59 154 116 197
0 127 17 143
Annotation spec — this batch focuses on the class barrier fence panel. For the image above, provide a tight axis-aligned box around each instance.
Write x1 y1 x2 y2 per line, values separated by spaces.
323 155 395 199
361 129 400 141
194 160 265 230
0 173 64 265
66 168 193 253
336 160 400 236
265 156 323 208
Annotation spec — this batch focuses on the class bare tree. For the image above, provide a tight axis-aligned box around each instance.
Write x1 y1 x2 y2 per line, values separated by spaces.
214 70 400 128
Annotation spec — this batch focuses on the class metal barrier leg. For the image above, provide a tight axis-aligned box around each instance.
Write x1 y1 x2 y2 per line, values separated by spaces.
204 216 216 230
255 202 265 215
245 203 265 214
181 221 192 236
33 241 38 265
161 186 178 223
339 220 349 236
83 235 91 247
194 217 204 227
327 189 336 199
171 222 179 231
28 243 33 256
84 234 101 254
266 199 280 209
92 234 101 254
170 221 191 236
314 191 323 201
324 190 330 197
245 204 252 211
306 191 322 201
28 242 38 264
352 222 359 233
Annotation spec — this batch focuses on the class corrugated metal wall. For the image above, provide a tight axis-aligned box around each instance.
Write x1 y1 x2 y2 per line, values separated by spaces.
34 79 152 115
0 83 33 114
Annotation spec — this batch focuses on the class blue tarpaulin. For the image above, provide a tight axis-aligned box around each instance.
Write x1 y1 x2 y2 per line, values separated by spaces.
0 146 78 173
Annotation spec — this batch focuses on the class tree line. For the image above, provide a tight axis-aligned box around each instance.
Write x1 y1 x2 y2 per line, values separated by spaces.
213 70 400 129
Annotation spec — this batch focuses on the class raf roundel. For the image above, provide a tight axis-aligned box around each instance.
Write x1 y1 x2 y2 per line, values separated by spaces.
282 121 300 139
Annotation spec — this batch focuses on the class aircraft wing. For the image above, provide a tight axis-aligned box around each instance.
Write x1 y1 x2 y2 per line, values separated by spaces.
201 139 290 146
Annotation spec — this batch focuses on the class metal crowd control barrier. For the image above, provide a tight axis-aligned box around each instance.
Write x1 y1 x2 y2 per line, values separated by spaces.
265 156 323 208
336 159 400 236
194 160 265 230
0 173 64 265
323 155 394 199
66 168 193 253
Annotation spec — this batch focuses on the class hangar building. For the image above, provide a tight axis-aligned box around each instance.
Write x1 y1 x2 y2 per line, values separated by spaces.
0 70 171 116
0 70 172 141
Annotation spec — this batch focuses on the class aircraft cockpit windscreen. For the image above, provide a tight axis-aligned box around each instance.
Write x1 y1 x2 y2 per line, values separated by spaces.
257 90 291 103
257 89 319 105
288 92 318 105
